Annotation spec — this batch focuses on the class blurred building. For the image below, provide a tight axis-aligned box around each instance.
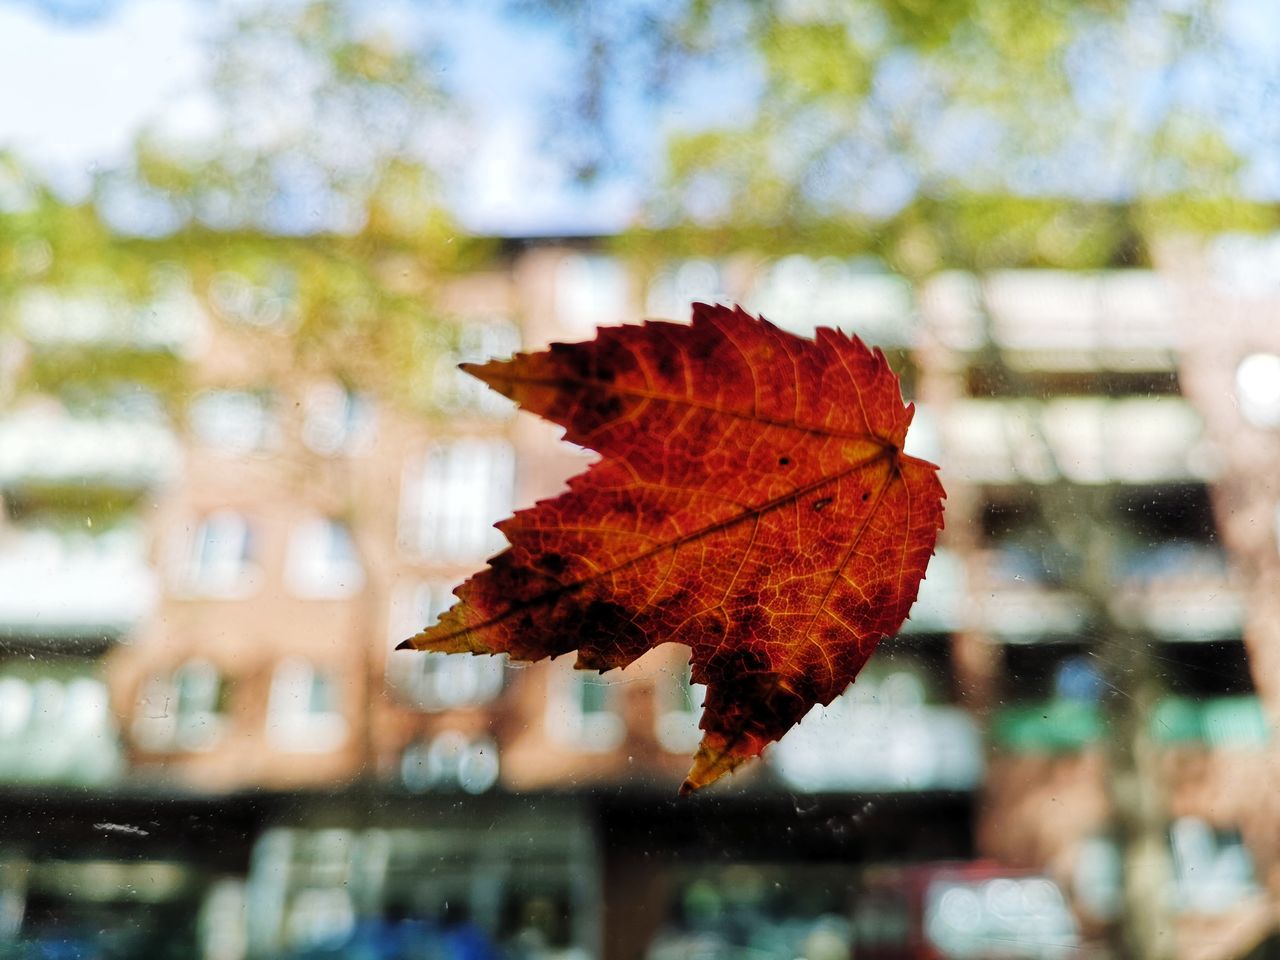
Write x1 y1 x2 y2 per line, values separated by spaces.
0 236 1278 958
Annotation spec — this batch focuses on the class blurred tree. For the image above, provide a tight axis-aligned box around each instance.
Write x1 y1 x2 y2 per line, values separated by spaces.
96 0 483 395
0 0 493 488
0 1 486 784
529 0 1275 269
525 2 1279 957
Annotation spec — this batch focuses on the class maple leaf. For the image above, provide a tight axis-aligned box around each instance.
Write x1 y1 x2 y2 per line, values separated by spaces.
398 303 945 794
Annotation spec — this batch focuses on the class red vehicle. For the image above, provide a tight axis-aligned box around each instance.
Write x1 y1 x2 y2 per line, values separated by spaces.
852 861 1080 960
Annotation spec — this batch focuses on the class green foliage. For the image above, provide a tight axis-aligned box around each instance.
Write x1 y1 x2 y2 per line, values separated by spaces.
24 348 188 410
761 20 870 101
1138 194 1280 237
0 0 491 561
616 191 1185 275
0 0 486 415
3 483 146 532
881 0 975 49
564 0 1261 271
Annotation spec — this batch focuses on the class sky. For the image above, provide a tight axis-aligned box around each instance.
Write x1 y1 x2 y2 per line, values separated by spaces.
423 4 645 235
4 0 1279 236
0 0 204 198
0 0 621 233
0 0 757 236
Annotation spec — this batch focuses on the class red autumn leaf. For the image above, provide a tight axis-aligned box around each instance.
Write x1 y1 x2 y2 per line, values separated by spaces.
399 303 945 794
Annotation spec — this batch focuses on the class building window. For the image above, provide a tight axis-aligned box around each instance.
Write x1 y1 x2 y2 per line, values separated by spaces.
746 256 916 344
284 888 355 955
133 659 227 752
548 663 624 752
285 518 365 599
188 389 278 454
655 660 706 754
391 648 505 712
432 320 520 417
0 675 119 784
1052 655 1105 704
645 259 726 320
555 254 629 336
178 510 259 598
198 879 249 960
1074 819 1259 920
386 582 505 710
301 383 376 455
770 656 983 793
400 731 500 794
266 658 348 753
208 268 296 329
1170 818 1259 914
389 580 458 642
0 677 32 738
399 438 514 563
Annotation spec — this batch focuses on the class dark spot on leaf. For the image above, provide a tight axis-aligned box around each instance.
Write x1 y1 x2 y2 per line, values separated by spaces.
574 599 649 667
591 335 641 384
869 583 893 611
655 349 679 381
539 552 567 576
606 491 642 519
813 497 833 512
552 341 592 381
572 394 624 433
861 491 870 502
650 588 694 630
705 646 770 682
596 394 624 421
778 456 791 466
734 606 766 639
702 671 809 738
581 599 634 638
784 673 820 705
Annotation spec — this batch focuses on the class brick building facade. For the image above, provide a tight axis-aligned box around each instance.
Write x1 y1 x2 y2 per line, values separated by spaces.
1 235 1277 958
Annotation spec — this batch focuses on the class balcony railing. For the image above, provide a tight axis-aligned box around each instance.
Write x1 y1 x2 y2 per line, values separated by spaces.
976 544 1242 642
923 270 1180 369
1110 543 1244 640
0 410 178 490
0 673 123 785
992 695 1268 753
942 398 1208 485
770 670 983 792
745 257 917 346
0 530 156 639
17 284 205 351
